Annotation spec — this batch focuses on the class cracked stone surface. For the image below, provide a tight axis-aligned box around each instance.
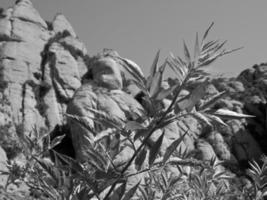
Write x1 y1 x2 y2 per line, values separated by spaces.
0 0 89 157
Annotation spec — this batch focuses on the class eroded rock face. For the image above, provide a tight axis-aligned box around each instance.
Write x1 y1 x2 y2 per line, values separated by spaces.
66 55 146 198
208 65 267 165
66 55 145 160
0 0 266 179
0 0 88 158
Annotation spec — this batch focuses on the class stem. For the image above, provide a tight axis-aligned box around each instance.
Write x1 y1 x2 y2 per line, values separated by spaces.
4 175 10 191
103 68 193 200
103 123 159 199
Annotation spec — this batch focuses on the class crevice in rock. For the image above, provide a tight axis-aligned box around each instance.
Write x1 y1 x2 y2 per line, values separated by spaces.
8 7 15 40
50 52 70 103
45 20 53 31
40 31 75 104
0 56 16 61
0 34 22 42
60 40 91 68
0 60 8 93
40 31 71 81
0 8 4 18
21 82 27 125
16 16 47 29
60 40 85 59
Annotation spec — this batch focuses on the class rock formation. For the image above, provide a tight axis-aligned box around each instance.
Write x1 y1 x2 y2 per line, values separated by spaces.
0 0 88 160
1 0 267 198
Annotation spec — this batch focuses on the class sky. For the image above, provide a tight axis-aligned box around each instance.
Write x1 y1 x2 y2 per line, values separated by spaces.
2 0 267 77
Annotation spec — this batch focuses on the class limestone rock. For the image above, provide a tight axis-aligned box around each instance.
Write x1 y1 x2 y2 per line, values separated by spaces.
0 0 88 159
13 0 47 28
52 14 76 37
66 56 145 162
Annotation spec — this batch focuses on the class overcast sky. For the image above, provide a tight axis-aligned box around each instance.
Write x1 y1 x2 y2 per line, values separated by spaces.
2 0 267 77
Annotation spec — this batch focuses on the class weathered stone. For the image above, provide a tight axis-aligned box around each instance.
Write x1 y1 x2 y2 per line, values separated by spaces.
59 36 88 56
66 56 145 199
13 0 47 29
52 14 76 37
67 56 143 151
49 42 81 100
0 0 88 158
0 18 12 38
195 139 217 161
12 18 50 44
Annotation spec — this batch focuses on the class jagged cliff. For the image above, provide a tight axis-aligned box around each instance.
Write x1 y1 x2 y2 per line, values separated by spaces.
0 0 267 198
0 0 88 159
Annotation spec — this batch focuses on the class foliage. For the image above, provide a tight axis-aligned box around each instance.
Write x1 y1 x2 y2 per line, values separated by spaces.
1 23 263 200
247 156 267 199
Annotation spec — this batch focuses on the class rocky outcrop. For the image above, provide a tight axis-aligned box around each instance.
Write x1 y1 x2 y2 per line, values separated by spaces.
0 0 88 159
207 64 267 166
0 0 266 182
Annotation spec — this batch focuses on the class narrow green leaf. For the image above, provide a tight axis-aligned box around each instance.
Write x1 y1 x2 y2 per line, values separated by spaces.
33 157 59 181
166 57 185 83
201 40 218 53
150 70 163 98
159 60 167 73
194 32 200 67
116 181 127 200
200 91 227 110
122 180 141 200
192 112 213 127
161 171 168 189
206 114 228 127
125 121 145 131
67 108 123 131
139 185 149 200
209 109 255 119
202 22 214 45
162 130 188 163
52 150 82 172
221 47 244 57
84 148 108 171
249 160 262 175
127 79 150 102
183 40 191 64
117 56 145 83
94 128 115 143
23 134 35 151
166 56 179 75
149 130 165 166
155 85 177 101
199 54 220 67
158 118 177 129
177 81 208 111
50 134 65 149
150 50 160 76
213 171 226 180
135 147 147 171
